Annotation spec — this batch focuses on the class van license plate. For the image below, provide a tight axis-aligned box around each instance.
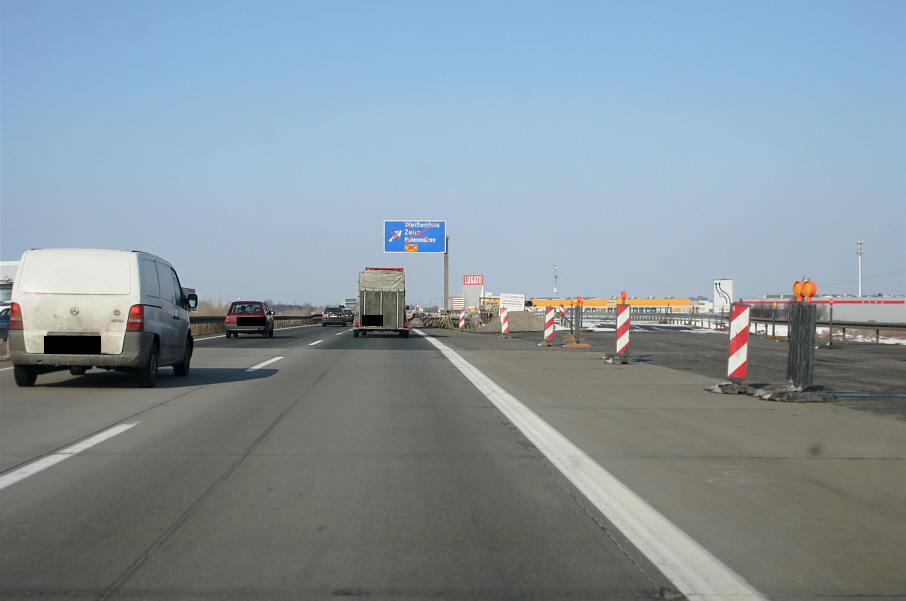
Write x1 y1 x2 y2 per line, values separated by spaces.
45 336 102 355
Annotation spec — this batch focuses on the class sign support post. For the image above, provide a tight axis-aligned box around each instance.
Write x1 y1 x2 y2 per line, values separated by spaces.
444 235 449 311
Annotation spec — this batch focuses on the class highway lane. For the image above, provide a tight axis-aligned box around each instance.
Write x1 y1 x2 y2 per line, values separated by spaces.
0 324 677 600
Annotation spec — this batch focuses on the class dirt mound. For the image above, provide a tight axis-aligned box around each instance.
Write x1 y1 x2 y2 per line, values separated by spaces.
477 311 544 332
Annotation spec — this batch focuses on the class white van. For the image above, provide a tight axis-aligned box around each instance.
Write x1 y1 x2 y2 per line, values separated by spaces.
8 249 198 388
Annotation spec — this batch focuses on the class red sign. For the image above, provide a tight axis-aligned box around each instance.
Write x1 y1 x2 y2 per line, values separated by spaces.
463 275 484 286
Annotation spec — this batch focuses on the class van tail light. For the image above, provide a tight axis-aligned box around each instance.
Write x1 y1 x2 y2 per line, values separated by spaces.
126 305 144 332
10 302 23 330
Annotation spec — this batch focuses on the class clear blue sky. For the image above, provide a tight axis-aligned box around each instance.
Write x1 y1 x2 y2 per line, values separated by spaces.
2 0 904 307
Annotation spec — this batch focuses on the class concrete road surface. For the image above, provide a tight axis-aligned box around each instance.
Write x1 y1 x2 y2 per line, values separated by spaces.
1 323 903 601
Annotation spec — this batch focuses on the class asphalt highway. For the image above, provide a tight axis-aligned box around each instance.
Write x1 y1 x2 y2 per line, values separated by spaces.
1 323 904 600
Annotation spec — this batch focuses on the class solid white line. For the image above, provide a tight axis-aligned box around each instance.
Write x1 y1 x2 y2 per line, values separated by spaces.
246 357 284 371
417 331 768 601
0 423 139 491
308 340 323 346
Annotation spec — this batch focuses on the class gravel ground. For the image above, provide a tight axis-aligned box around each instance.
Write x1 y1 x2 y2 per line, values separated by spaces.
477 311 545 332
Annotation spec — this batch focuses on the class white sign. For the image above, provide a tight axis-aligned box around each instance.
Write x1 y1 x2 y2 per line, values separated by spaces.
499 293 526 313
713 279 734 313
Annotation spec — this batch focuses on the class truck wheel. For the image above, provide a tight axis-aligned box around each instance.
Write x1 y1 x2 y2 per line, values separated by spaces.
173 338 192 377
70 367 87 376
136 345 158 388
353 330 359 338
14 365 38 387
400 330 409 338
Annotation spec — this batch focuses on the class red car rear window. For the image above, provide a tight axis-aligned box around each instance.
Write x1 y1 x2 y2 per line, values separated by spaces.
230 303 262 315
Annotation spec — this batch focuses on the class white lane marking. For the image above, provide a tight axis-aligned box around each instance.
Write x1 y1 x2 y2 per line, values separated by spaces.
246 357 284 371
335 331 346 336
308 340 323 346
417 331 768 601
0 423 139 491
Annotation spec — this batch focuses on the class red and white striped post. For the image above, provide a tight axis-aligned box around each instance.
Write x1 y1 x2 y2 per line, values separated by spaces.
459 311 466 331
500 307 510 337
727 303 750 380
616 304 630 355
543 307 555 344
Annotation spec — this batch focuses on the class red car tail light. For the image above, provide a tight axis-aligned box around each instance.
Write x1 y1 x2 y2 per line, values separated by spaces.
126 305 144 332
226 315 236 324
10 302 23 330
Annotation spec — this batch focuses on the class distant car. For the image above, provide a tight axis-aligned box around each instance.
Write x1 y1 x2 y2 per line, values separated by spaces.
343 309 354 324
225 301 275 338
322 307 346 327
0 306 10 340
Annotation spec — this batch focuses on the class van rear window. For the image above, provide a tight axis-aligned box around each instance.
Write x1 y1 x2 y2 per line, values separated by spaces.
19 252 132 295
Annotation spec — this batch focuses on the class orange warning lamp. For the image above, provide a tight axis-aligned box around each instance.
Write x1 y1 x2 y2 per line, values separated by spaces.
803 280 817 300
793 280 817 302
620 291 627 303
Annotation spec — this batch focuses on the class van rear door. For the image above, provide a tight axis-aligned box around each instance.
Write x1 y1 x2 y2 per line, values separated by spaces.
15 250 134 354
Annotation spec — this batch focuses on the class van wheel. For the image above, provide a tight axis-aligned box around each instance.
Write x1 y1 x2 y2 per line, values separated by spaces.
173 339 192 377
14 365 38 387
268 326 275 338
136 346 158 388
69 367 87 376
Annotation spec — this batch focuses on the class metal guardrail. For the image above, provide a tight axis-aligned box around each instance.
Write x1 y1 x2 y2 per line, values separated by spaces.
551 309 904 343
189 314 320 335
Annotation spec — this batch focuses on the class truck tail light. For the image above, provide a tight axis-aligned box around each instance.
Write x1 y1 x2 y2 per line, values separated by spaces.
126 305 144 332
9 302 23 330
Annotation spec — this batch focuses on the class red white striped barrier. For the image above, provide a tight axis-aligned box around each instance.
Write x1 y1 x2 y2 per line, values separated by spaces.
544 307 554 342
459 311 466 331
727 304 750 379
500 307 510 336
616 304 630 354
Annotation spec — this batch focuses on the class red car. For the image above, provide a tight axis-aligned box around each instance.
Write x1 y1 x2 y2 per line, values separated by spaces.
225 301 275 338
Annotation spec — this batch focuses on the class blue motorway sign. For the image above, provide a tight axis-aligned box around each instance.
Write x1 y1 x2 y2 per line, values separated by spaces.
384 220 447 253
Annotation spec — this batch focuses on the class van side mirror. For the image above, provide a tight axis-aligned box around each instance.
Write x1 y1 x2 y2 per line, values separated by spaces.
187 293 198 310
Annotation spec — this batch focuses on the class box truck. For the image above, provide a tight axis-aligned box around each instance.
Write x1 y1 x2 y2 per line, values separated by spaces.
353 267 409 337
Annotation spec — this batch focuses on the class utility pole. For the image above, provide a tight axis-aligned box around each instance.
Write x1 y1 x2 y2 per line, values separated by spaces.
856 240 864 297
